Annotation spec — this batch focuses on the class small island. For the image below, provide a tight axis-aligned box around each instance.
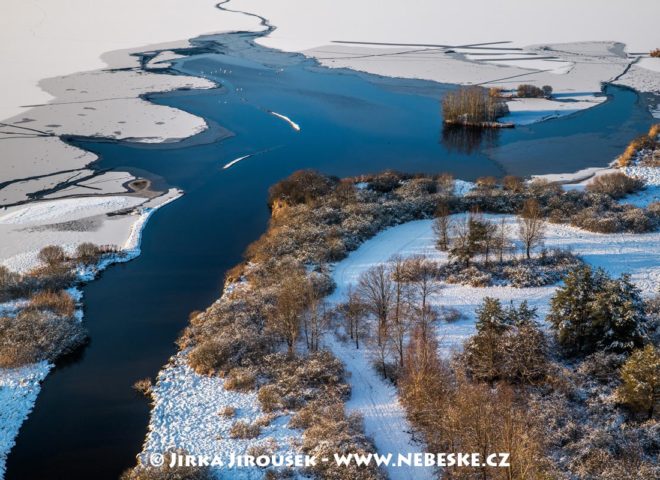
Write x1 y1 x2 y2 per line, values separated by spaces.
442 86 514 128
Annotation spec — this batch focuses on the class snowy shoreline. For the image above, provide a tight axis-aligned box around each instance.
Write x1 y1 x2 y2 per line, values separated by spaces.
0 188 182 477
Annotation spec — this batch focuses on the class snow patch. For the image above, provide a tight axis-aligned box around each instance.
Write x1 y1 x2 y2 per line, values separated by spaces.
0 362 52 478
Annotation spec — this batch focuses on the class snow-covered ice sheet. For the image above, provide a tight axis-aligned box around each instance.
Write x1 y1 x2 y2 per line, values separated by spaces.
0 196 143 225
501 95 607 126
0 0 258 122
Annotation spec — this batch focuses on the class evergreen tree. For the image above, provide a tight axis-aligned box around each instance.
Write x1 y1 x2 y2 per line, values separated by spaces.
466 298 547 384
592 274 646 352
505 300 537 326
475 297 509 334
548 266 647 356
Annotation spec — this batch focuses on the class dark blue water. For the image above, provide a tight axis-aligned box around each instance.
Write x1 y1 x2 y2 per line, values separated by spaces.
6 31 653 480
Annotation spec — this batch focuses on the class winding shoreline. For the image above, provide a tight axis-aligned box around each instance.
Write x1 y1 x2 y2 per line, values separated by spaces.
1 1 659 477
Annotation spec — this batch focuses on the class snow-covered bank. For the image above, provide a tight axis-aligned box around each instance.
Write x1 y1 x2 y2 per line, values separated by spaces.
142 354 297 480
0 362 51 479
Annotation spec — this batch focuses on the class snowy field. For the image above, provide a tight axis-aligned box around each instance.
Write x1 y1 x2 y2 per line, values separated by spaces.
622 163 660 207
322 214 659 477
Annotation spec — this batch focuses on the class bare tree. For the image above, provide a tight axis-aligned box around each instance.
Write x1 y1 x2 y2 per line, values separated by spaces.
268 269 309 356
480 218 498 266
340 287 367 349
449 216 473 266
403 256 441 341
307 299 330 352
432 202 452 251
390 256 413 367
494 217 512 264
517 199 545 259
357 264 394 348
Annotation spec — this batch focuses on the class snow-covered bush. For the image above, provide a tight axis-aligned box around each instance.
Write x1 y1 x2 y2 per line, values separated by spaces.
439 306 464 323
25 290 76 318
577 351 625 384
0 309 86 367
439 249 581 288
267 169 337 206
257 384 282 413
224 367 257 392
229 420 261 439
586 172 644 199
